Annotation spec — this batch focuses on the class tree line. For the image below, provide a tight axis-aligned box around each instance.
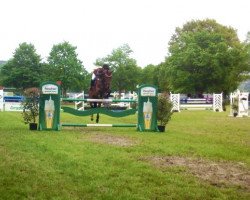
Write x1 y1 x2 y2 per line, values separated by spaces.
1 19 250 96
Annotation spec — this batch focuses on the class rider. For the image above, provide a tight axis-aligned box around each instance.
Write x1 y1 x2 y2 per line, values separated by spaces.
102 64 109 70
90 64 110 87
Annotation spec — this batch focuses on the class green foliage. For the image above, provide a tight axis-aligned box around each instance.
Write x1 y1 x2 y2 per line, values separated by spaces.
0 61 6 70
0 61 6 85
157 62 171 92
165 19 250 95
1 43 42 89
140 64 160 87
47 41 88 96
244 31 250 68
157 94 173 126
21 87 40 124
95 44 141 92
73 72 91 92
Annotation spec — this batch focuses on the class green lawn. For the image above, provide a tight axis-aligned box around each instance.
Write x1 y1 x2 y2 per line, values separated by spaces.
0 110 249 199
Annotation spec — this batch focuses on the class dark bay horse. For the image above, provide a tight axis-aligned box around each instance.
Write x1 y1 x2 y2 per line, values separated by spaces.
88 65 112 123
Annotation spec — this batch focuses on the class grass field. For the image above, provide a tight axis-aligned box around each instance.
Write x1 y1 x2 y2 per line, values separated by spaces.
0 110 249 199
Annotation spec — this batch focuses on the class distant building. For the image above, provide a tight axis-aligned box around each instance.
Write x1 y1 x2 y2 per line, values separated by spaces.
238 79 250 92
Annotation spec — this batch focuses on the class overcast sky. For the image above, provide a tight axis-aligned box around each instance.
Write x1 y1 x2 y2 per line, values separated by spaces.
1 0 249 72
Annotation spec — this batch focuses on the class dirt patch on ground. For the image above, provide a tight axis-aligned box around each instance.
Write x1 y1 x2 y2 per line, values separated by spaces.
88 134 137 147
142 156 250 190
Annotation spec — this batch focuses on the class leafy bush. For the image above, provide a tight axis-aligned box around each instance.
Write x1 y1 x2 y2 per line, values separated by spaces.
157 94 173 126
22 87 40 124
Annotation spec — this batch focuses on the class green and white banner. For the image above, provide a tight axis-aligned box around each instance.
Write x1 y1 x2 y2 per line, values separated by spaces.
137 85 158 131
39 82 61 131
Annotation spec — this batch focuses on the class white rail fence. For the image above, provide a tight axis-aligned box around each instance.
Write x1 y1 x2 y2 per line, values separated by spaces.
170 93 223 112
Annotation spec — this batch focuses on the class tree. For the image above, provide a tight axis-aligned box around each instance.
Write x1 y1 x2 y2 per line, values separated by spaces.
157 62 171 92
95 44 141 92
1 43 42 89
245 31 250 43
140 64 159 87
69 72 91 92
47 41 88 96
245 32 250 66
0 61 7 85
165 19 249 95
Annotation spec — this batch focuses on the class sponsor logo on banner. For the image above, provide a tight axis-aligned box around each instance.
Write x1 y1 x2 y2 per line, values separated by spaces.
4 102 23 111
141 87 156 97
42 84 58 94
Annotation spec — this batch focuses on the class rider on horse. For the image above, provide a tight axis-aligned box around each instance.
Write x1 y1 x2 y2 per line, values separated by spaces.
89 64 112 123
91 64 110 86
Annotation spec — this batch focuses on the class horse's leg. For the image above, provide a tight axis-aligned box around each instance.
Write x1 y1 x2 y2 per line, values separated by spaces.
90 102 94 121
96 102 101 123
96 113 99 123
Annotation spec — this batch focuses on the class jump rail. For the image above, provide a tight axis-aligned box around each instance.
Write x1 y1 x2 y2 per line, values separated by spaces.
61 123 137 127
61 98 137 103
61 106 137 117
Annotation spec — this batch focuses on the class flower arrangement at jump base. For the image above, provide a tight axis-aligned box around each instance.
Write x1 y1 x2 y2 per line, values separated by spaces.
157 94 173 132
22 87 40 130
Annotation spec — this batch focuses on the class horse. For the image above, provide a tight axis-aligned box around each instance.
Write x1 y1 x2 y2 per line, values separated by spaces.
88 66 112 123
